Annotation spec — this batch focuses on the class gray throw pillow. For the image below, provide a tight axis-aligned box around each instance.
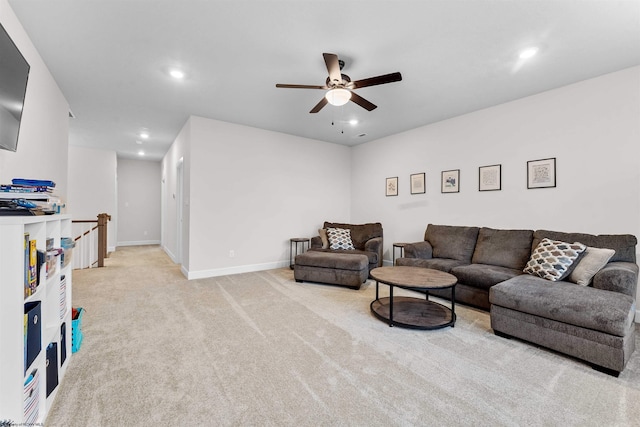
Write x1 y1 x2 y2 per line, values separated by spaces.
318 228 329 249
568 247 615 286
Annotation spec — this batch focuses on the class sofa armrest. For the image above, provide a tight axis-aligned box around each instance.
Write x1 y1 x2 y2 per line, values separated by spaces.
310 235 323 249
404 241 433 259
364 237 383 267
592 261 639 298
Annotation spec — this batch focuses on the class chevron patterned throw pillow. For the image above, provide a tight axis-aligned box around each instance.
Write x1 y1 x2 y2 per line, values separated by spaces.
326 227 355 250
523 238 586 281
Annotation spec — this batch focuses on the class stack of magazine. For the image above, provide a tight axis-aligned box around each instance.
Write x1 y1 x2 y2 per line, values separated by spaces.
0 178 63 215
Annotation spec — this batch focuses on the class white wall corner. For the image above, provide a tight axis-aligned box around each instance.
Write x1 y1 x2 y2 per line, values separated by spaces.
162 245 178 264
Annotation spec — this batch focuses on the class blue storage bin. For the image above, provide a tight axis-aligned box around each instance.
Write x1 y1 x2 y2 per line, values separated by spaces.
71 307 84 353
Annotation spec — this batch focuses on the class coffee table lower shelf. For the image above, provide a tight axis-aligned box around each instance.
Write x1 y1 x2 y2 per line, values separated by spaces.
370 296 455 330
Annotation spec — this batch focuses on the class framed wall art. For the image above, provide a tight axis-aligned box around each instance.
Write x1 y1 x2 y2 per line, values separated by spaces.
410 172 425 194
527 157 556 189
386 176 398 196
479 164 501 191
441 169 460 193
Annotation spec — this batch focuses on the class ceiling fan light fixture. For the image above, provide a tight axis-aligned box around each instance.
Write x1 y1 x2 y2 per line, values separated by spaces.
519 47 539 59
325 88 351 106
169 69 185 80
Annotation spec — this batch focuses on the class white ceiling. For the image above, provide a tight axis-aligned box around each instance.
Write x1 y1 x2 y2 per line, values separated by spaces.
8 0 640 161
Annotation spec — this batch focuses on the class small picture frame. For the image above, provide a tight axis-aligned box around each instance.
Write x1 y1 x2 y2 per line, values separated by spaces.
527 158 556 189
441 169 460 193
386 176 398 196
479 164 501 191
410 173 426 194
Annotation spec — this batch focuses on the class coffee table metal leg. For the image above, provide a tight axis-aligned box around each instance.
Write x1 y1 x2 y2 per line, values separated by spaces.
389 285 394 327
375 280 379 300
451 286 456 327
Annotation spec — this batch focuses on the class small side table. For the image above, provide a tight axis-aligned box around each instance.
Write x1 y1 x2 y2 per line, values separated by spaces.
393 243 408 265
290 238 310 269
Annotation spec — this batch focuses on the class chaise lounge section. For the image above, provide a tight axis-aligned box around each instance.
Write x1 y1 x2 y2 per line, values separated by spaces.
397 223 638 374
294 221 383 289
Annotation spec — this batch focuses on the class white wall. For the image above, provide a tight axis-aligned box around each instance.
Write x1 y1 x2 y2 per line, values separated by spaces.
117 158 161 246
351 66 640 301
160 119 190 267
162 116 352 279
0 0 69 199
67 145 117 251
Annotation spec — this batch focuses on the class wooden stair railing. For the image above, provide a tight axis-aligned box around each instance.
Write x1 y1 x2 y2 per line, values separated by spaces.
72 213 111 268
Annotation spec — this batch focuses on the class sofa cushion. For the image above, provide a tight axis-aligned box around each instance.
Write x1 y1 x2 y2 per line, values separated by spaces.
424 224 479 262
568 247 615 286
395 257 467 273
295 251 368 271
451 264 523 291
326 227 355 250
523 238 586 281
490 274 635 336
533 230 637 263
308 248 378 267
324 222 383 251
471 228 533 270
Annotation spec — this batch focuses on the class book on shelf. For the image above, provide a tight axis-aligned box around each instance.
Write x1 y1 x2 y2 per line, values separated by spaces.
1 184 53 193
24 235 39 297
28 240 37 293
12 178 56 188
24 233 29 298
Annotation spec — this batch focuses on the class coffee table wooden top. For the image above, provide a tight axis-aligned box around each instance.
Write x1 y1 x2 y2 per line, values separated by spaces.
370 266 457 290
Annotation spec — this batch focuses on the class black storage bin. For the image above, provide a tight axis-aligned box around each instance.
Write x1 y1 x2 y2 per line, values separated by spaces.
60 323 67 366
24 301 41 374
46 342 58 397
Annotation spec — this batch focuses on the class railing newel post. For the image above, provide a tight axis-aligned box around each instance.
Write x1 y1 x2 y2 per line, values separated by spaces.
72 213 110 269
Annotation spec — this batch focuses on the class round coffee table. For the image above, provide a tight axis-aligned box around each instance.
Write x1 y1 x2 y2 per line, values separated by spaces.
370 266 457 329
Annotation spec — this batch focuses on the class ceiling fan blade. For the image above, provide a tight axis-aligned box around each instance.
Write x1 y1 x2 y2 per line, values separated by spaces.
276 83 327 89
309 97 328 113
351 72 402 89
350 92 377 111
323 53 342 85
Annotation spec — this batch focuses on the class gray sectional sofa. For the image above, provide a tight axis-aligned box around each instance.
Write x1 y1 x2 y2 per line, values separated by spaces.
397 224 638 375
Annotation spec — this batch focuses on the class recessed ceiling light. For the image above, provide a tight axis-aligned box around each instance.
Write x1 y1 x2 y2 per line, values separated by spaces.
138 150 145 156
519 47 539 59
349 119 358 125
139 132 149 139
169 69 185 79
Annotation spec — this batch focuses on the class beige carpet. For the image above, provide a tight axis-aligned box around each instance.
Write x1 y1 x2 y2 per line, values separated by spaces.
46 245 640 426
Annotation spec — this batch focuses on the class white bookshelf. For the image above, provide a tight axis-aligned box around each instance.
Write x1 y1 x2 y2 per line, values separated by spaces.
0 214 73 424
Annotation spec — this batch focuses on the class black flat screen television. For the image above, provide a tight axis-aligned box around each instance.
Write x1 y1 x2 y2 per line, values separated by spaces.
0 21 30 152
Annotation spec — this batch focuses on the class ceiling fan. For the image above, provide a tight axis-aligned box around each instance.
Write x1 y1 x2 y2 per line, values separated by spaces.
276 53 402 113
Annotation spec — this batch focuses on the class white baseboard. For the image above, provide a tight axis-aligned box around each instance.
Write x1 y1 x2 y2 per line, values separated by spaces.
162 245 178 264
117 240 161 247
185 260 290 280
